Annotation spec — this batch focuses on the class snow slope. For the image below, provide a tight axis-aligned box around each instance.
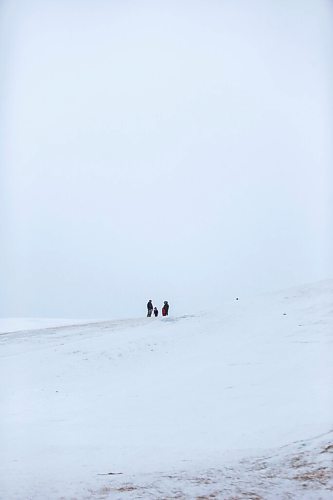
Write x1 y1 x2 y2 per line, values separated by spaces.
0 281 332 499
0 318 103 334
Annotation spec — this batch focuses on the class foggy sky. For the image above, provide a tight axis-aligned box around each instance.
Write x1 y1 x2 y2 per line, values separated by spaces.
1 0 332 318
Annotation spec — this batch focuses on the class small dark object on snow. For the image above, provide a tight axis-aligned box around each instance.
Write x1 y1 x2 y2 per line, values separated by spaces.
236 297 239 300
97 472 123 476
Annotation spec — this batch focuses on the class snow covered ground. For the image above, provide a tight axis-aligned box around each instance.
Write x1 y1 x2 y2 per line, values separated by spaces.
0 281 332 499
0 318 103 334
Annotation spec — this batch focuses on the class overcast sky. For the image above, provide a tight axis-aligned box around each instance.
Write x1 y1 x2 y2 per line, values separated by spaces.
1 0 332 318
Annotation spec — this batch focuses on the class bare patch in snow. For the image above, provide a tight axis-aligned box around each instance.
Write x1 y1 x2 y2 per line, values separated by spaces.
88 433 333 499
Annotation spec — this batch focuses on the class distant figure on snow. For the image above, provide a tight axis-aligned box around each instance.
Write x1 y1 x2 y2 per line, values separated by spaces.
153 307 158 317
162 301 169 316
147 300 153 317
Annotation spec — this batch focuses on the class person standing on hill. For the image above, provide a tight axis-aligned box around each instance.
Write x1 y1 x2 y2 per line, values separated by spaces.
162 301 169 316
153 307 158 317
147 300 153 317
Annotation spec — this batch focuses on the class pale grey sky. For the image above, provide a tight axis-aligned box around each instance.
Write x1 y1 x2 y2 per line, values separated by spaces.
1 0 332 318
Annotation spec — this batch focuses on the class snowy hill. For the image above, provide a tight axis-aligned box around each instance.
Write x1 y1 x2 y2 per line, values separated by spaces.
1 281 332 499
0 317 104 334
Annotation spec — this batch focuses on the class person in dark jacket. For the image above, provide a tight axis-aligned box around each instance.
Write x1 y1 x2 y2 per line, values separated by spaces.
162 301 169 316
153 307 158 317
147 300 153 317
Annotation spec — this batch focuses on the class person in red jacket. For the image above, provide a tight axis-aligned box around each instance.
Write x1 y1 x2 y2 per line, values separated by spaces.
162 301 169 316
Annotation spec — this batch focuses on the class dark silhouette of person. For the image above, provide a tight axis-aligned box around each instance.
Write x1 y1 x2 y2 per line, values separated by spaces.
147 300 153 317
162 301 169 316
153 307 158 317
